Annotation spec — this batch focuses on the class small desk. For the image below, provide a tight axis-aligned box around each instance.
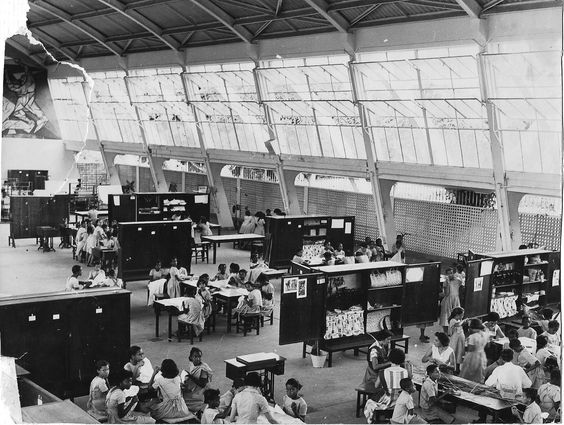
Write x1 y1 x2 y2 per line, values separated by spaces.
214 287 249 333
154 297 192 340
225 352 286 401
202 234 265 264
74 210 109 223
36 226 58 252
260 269 286 280
21 399 100 423
412 372 521 422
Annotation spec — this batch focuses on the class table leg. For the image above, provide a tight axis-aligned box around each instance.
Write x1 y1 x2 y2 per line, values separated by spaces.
356 391 361 418
168 311 173 341
226 298 233 333
212 243 217 264
155 306 160 338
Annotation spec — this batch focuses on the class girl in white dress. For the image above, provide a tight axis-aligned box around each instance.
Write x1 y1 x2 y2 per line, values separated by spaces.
239 210 256 234
151 359 194 421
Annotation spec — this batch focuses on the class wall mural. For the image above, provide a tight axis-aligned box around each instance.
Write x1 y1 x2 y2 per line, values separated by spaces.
2 64 59 138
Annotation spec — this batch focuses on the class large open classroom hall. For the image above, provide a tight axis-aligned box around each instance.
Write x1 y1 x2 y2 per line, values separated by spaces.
1 0 562 423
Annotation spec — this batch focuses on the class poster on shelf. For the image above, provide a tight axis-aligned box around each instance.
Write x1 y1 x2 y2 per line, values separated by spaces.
474 277 483 292
331 218 344 229
480 260 494 276
283 277 298 293
344 222 352 234
113 195 121 206
317 277 325 285
552 270 559 287
297 278 307 298
194 194 208 204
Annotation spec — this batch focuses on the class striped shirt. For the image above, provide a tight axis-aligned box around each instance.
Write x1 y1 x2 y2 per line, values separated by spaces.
383 366 409 403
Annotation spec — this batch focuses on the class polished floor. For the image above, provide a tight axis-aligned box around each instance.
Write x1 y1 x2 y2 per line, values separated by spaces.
0 223 481 423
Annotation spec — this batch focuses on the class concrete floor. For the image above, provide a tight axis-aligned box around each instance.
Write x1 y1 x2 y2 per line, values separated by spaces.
0 223 480 424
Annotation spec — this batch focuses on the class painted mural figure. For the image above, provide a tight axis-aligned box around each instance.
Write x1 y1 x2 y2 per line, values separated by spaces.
3 65 48 134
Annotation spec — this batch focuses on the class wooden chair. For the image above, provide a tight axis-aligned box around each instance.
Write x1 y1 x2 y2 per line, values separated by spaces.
260 309 274 327
191 242 210 264
236 313 261 336
146 279 169 305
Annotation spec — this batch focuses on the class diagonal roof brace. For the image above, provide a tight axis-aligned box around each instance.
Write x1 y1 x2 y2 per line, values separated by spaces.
303 0 350 32
188 0 253 43
29 0 121 56
453 0 482 17
92 0 179 51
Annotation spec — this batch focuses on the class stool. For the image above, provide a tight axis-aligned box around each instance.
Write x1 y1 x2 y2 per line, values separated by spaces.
260 310 274 327
355 382 381 418
177 320 203 344
192 242 210 264
236 313 260 336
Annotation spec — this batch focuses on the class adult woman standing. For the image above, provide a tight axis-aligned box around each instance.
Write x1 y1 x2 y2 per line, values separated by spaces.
254 212 266 236
421 332 456 371
239 210 256 234
439 268 463 333
182 347 213 414
460 319 488 383
362 330 393 386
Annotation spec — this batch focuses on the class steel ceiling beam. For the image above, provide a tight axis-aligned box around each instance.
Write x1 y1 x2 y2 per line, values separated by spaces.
350 4 381 26
29 0 121 56
403 0 463 9
452 0 482 16
188 0 253 43
303 0 350 32
29 28 77 61
6 38 46 67
92 0 179 51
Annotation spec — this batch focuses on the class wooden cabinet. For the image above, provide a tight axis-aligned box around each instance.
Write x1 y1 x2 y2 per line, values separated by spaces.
279 261 441 350
108 192 210 224
0 289 131 398
265 215 355 268
118 220 192 282
9 196 70 243
463 248 561 319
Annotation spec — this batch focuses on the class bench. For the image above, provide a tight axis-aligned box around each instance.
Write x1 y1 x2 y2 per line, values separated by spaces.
302 334 410 368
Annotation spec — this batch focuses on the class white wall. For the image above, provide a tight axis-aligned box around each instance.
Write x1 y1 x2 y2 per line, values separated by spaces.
1 137 79 191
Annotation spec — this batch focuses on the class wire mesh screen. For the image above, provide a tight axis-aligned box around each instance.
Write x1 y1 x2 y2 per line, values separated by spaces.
520 213 561 250
138 167 155 192
240 180 284 213
307 187 380 241
115 165 135 187
393 199 498 257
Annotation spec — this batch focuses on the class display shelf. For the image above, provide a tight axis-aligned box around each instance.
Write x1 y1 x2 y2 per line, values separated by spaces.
524 262 549 267
366 305 402 312
493 283 520 289
368 284 404 291
522 280 546 285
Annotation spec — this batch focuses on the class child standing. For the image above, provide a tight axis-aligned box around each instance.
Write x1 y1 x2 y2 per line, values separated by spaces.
447 307 466 373
282 378 307 422
439 268 463 333
87 360 110 419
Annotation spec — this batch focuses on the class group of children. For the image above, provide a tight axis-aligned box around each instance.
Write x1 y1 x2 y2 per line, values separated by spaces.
65 262 123 291
75 218 119 267
86 346 307 424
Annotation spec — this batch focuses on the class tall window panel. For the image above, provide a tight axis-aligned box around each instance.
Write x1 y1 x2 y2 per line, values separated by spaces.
48 77 91 141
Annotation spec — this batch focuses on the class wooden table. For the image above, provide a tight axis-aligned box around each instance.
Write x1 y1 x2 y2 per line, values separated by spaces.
213 287 249 333
36 226 58 252
225 352 286 401
201 234 265 264
21 399 100 423
153 297 192 340
412 372 521 422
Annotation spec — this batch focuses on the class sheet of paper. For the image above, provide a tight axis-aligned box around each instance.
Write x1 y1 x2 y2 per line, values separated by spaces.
480 260 493 276
194 194 208 204
113 195 120 206
552 270 560 287
331 218 344 229
406 267 424 283
344 222 352 234
473 277 483 292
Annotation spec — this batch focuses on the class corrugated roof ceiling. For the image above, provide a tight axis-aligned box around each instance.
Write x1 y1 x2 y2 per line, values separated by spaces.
18 0 561 62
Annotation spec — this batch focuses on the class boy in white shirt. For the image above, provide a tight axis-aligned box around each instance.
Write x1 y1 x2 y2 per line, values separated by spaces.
512 388 543 424
485 349 532 399
391 378 427 424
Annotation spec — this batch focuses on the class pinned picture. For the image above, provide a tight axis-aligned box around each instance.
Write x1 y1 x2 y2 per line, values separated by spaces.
283 277 298 294
474 277 483 292
297 278 307 298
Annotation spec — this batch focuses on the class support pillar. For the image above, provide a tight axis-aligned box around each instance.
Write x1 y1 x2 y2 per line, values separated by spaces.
148 155 168 192
380 179 398 245
208 162 235 228
99 147 121 186
507 192 525 249
277 167 301 215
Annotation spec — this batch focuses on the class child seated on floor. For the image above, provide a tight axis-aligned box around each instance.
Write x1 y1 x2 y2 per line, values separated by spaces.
282 378 307 422
123 346 156 400
87 360 110 419
218 378 245 416
212 264 229 281
201 389 227 424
